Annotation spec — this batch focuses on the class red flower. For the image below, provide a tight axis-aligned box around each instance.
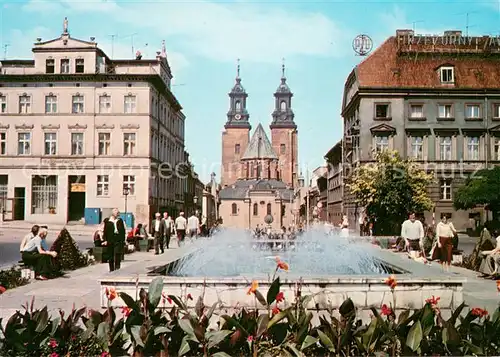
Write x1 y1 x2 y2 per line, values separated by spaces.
162 292 172 304
425 295 440 307
0 286 6 294
275 257 289 271
275 292 284 303
471 307 488 318
247 280 259 295
384 275 397 290
272 306 280 315
101 352 111 357
105 287 117 301
187 293 193 300
48 339 58 348
247 335 254 342
50 353 59 357
120 306 131 317
497 280 500 292
381 304 393 316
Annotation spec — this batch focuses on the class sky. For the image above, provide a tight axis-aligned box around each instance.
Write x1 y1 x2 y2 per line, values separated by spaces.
1 0 500 182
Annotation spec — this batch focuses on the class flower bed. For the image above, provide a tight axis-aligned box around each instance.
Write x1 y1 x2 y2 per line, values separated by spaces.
1 260 500 356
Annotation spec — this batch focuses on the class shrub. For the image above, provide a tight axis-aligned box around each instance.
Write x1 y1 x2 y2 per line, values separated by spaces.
50 228 88 271
0 266 29 291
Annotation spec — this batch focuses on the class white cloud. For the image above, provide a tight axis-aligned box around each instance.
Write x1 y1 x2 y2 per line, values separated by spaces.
22 0 350 64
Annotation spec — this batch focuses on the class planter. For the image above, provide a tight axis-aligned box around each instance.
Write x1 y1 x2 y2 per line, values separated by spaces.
93 247 108 263
138 239 149 252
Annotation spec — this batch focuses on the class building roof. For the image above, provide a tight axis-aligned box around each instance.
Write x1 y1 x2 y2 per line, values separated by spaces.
219 179 293 200
241 123 278 160
355 30 500 89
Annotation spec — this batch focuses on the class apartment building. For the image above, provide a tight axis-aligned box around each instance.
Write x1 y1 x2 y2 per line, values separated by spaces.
341 29 500 230
324 140 343 224
0 21 187 224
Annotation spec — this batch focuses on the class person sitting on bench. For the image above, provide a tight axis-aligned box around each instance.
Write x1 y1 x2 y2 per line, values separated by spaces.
20 226 58 280
20 225 40 253
93 219 108 247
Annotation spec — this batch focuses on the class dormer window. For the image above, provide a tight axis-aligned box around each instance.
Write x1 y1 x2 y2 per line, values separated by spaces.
60 59 70 74
75 59 84 73
45 59 55 74
439 66 454 83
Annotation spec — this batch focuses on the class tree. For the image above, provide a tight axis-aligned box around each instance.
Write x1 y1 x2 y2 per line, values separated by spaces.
454 166 500 221
50 228 88 271
346 150 434 235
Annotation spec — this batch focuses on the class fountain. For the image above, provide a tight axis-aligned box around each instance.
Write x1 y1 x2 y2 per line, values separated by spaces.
100 227 465 318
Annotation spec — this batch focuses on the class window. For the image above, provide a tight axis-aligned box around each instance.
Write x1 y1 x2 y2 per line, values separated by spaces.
235 100 241 112
123 175 135 195
72 95 84 113
45 59 55 74
267 203 272 215
98 133 111 155
465 104 480 119
409 104 424 119
97 175 109 196
439 136 452 160
0 132 5 155
375 104 390 119
123 133 136 155
0 95 6 113
44 133 57 155
280 144 286 154
71 132 84 155
17 132 31 155
410 136 424 160
231 203 237 215
99 95 111 113
31 175 58 214
18 95 31 114
374 135 389 152
124 95 136 113
494 104 500 119
234 143 240 154
494 137 500 161
45 95 57 113
440 67 454 83
438 104 453 118
60 59 70 74
280 101 287 112
75 59 84 73
466 136 480 160
440 179 452 200
253 203 258 216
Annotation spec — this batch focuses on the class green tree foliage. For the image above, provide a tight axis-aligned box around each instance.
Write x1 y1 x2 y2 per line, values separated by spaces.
347 150 434 235
454 166 500 219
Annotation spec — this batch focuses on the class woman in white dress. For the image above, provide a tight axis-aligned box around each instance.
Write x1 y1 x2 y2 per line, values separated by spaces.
340 215 349 237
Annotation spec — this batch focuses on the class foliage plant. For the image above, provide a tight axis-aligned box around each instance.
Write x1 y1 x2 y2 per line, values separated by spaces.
0 266 29 292
346 150 434 235
50 228 89 271
1 260 500 356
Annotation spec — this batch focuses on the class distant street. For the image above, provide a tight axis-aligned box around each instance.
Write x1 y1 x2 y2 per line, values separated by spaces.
0 228 93 269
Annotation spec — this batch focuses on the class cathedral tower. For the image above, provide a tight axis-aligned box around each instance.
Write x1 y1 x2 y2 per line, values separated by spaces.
270 60 298 188
221 60 251 186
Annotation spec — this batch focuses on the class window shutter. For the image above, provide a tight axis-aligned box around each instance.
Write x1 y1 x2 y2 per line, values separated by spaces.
452 135 458 160
423 135 429 161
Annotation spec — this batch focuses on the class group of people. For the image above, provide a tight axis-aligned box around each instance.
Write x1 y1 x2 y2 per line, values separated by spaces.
19 225 59 280
253 225 300 240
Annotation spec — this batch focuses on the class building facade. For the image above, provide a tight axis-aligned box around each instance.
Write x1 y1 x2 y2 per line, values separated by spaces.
324 140 343 224
341 29 500 230
218 64 298 230
0 20 187 225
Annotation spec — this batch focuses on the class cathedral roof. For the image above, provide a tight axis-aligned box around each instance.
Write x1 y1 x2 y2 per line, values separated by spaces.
219 179 294 200
241 123 278 160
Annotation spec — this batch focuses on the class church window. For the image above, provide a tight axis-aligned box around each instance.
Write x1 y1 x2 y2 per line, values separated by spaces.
280 101 287 112
235 100 242 112
267 203 272 215
253 203 258 216
234 144 240 154
231 203 238 215
280 144 286 154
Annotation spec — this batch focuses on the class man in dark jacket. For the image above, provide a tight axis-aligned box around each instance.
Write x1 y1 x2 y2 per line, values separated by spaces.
150 212 165 254
103 208 126 271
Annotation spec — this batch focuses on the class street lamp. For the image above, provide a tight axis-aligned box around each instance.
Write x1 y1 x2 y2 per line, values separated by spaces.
193 195 198 216
123 186 130 218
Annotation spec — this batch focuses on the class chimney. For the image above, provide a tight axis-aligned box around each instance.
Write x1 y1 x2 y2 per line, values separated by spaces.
396 29 414 37
156 51 161 61
444 30 462 36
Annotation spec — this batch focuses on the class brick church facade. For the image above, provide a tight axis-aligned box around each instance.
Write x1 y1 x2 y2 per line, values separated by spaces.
218 63 299 230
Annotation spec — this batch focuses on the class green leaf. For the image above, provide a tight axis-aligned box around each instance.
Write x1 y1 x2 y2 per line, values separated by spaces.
442 322 461 346
221 315 249 336
448 302 466 325
206 301 219 321
148 277 164 309
397 310 410 326
317 330 335 352
168 295 188 311
35 307 49 333
50 316 60 336
300 335 318 351
154 326 171 335
119 292 139 311
254 289 268 307
267 277 280 305
130 325 144 347
97 321 110 342
179 318 199 342
268 308 289 329
339 298 355 318
211 352 232 357
178 335 191 356
286 342 303 356
195 295 204 317
256 313 269 337
207 330 233 349
406 321 423 352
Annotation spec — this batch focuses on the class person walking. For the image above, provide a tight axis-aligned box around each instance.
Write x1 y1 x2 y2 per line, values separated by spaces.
436 214 456 272
340 215 349 237
401 212 424 253
175 212 187 246
103 208 126 272
162 212 173 249
151 212 165 254
187 212 200 240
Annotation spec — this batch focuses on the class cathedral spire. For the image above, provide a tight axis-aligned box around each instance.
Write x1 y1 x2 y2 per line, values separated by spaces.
281 57 286 79
225 59 251 129
270 60 296 129
236 58 241 80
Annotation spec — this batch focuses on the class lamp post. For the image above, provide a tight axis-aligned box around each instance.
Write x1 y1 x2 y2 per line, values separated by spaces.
123 186 130 219
193 195 198 216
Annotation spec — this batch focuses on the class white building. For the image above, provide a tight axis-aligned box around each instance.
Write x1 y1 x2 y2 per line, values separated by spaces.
0 19 188 225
